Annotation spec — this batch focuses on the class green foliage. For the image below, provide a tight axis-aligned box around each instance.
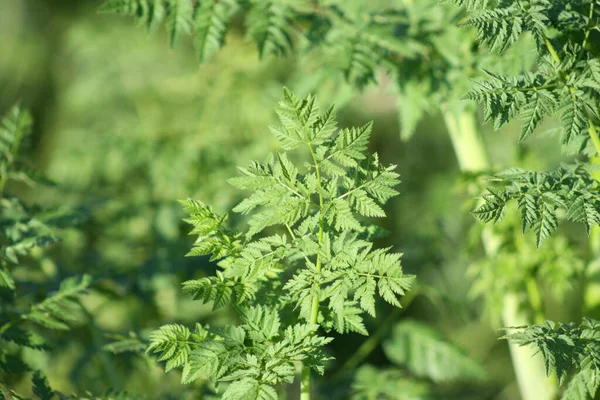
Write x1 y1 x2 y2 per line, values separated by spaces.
99 0 194 47
382 320 486 383
148 88 414 396
351 365 433 400
454 0 600 153
504 318 600 400
148 307 331 391
472 164 600 246
0 105 91 387
453 0 600 249
468 210 584 322
25 275 91 331
350 320 487 399
3 369 146 400
99 0 544 146
450 2 600 399
14 13 305 394
4 0 597 398
99 0 410 87
0 103 32 185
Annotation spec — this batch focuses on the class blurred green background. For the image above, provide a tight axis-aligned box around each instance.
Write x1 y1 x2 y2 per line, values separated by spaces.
0 1 590 399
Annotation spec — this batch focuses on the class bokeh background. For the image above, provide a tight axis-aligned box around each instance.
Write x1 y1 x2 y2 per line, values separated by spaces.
0 1 590 399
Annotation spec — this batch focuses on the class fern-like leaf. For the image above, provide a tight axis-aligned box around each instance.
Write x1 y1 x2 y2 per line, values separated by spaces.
194 0 239 62
474 164 600 246
25 275 91 330
504 318 600 393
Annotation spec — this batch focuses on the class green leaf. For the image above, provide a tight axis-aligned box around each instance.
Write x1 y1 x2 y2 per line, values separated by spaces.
99 0 166 34
383 320 486 383
2 326 48 350
560 96 587 145
463 6 524 54
352 365 433 400
561 369 599 400
0 102 32 167
147 89 410 393
0 266 15 292
32 370 54 400
194 0 239 62
246 2 294 58
534 201 558 248
350 189 385 217
222 377 259 400
147 324 195 372
519 89 556 142
165 0 193 47
330 123 372 167
25 275 91 330
474 164 600 245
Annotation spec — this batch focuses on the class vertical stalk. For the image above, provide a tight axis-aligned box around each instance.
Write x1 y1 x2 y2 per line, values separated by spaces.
441 106 490 172
441 105 557 400
300 142 325 400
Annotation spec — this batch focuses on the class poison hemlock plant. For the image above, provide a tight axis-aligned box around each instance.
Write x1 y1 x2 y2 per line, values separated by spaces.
0 105 91 393
147 88 414 399
450 0 600 399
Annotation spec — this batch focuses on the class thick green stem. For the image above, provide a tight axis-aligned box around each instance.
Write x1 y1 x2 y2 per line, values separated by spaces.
301 142 325 400
588 120 600 158
441 106 557 400
441 105 490 172
502 293 557 400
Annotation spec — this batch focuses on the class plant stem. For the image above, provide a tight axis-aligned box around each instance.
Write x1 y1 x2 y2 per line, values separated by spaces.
588 120 600 158
525 277 545 325
441 105 490 172
441 106 557 400
301 142 326 400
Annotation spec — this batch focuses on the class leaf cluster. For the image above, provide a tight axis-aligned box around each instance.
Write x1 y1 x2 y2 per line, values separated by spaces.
1 369 146 400
504 318 600 400
0 105 91 384
99 0 409 87
452 1 600 244
100 0 542 143
147 88 414 397
453 0 600 154
148 306 332 398
473 163 600 246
